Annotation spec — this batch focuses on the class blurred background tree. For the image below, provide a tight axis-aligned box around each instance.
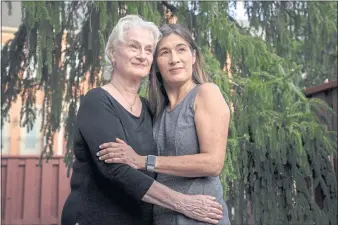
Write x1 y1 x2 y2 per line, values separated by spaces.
1 1 337 224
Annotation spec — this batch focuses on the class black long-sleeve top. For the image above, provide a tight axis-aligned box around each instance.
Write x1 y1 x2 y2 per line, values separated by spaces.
61 88 157 225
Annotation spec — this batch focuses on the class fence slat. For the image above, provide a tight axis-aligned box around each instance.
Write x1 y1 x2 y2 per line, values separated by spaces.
6 159 18 224
40 159 54 224
58 158 71 225
23 159 40 224
1 159 8 224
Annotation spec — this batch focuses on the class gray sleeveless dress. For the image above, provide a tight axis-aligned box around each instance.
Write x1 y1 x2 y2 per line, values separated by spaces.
153 85 231 225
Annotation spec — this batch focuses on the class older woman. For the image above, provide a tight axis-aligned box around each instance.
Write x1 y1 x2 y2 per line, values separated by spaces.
98 23 231 225
61 16 223 225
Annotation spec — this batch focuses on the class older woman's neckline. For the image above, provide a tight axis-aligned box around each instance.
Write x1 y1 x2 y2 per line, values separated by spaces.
100 87 144 119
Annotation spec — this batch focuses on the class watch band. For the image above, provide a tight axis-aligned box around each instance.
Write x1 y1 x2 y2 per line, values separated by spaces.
146 155 156 172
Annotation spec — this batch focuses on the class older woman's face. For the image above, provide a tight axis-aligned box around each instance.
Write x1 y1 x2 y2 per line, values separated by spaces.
156 34 196 86
113 28 155 78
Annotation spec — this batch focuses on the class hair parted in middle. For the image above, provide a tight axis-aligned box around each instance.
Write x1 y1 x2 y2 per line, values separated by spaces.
148 23 210 117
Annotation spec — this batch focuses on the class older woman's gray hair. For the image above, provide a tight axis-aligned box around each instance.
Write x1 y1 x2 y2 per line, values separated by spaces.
103 15 162 80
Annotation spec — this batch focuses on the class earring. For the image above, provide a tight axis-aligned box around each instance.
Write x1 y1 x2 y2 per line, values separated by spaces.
111 61 116 71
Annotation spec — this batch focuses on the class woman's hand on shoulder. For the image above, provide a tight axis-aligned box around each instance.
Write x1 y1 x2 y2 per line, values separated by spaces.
97 138 146 170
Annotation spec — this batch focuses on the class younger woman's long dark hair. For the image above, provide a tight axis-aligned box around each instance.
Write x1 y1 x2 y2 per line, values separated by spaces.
148 24 210 118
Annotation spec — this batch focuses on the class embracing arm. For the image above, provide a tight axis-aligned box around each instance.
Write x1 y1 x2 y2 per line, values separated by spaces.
79 89 184 205
78 89 222 223
98 83 231 177
152 83 231 177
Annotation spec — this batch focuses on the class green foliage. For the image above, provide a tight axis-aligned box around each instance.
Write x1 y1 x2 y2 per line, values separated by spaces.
1 1 337 224
245 1 337 88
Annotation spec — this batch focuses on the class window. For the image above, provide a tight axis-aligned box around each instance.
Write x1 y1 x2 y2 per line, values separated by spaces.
1 121 10 154
20 108 43 155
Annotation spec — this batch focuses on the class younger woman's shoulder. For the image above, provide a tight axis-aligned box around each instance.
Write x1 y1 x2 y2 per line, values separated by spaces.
197 82 222 97
195 82 229 111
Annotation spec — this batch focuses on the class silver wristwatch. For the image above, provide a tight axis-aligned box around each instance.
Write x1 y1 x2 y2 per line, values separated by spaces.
146 155 156 172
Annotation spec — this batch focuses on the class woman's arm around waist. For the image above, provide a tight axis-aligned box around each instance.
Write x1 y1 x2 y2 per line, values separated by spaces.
97 83 231 177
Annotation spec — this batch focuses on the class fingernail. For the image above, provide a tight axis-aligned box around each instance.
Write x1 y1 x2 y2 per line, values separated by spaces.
96 152 99 156
99 157 102 160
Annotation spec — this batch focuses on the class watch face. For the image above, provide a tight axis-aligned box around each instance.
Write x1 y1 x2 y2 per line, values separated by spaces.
147 155 156 170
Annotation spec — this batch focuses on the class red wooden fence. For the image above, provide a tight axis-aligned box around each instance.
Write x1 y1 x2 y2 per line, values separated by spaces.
1 156 71 225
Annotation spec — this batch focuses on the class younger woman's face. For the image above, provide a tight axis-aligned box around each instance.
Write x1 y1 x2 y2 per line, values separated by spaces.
156 34 196 86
